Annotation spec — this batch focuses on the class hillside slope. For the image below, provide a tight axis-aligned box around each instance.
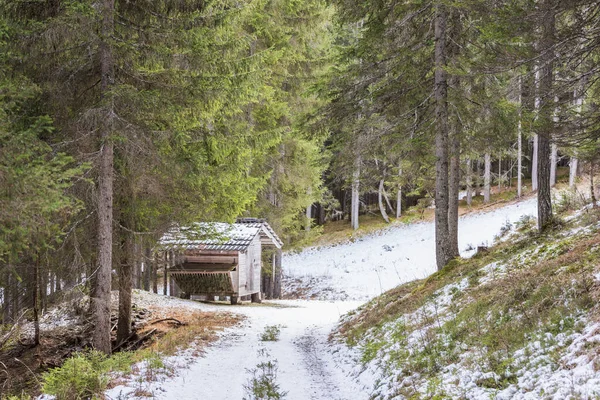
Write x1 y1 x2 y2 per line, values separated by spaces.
333 205 600 399
283 198 537 300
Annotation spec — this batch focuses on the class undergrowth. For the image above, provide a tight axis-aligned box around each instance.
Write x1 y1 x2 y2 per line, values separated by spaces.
337 204 600 399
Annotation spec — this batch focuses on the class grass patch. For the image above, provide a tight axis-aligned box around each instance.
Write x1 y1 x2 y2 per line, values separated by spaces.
336 206 600 398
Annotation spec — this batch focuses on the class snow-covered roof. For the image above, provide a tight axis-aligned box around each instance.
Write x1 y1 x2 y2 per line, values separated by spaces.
160 222 261 252
236 218 283 249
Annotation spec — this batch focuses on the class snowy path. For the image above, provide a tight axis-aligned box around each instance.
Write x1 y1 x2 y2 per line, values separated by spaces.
106 198 537 399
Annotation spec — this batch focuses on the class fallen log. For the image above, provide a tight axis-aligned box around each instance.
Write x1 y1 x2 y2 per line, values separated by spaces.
150 318 185 326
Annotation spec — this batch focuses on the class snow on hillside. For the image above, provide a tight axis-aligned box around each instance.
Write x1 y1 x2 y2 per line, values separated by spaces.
283 198 537 300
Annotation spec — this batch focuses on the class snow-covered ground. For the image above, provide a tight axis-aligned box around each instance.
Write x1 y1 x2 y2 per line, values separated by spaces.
283 198 537 300
105 198 538 399
106 300 364 400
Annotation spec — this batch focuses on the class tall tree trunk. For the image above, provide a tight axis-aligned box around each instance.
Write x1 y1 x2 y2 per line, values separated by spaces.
434 3 451 270
448 103 460 257
90 0 115 354
351 157 360 231
33 258 40 346
570 156 578 188
378 179 391 223
532 135 539 191
591 161 597 207
498 155 502 191
475 159 482 197
143 247 151 291
466 158 473 206
117 234 133 345
152 252 158 294
484 153 491 203
536 0 555 231
305 187 312 231
550 144 558 186
273 249 282 299
163 251 168 296
396 164 402 218
517 119 523 197
570 90 583 189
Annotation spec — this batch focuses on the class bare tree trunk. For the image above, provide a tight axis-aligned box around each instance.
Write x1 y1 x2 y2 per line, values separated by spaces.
570 157 578 188
591 161 597 207
273 249 282 299
33 259 40 346
550 144 558 187
378 179 391 223
536 0 555 231
117 234 133 345
498 155 502 191
351 157 360 231
152 252 158 294
517 120 523 197
448 107 460 257
163 251 168 296
475 159 482 197
396 164 402 218
532 135 539 191
305 187 312 232
570 90 583 189
434 3 452 270
91 0 115 354
484 153 491 203
466 158 473 206
142 247 151 291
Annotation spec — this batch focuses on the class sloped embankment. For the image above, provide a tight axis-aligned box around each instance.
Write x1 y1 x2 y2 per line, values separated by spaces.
334 210 600 399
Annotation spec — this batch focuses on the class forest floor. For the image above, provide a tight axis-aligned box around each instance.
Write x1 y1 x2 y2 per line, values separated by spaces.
103 193 540 400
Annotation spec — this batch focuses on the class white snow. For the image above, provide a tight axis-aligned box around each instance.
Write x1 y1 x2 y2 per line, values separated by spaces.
106 300 364 400
283 198 537 300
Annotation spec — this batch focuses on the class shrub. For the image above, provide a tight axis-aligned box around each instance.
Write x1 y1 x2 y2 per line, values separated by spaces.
42 350 132 400
243 360 287 400
260 325 281 342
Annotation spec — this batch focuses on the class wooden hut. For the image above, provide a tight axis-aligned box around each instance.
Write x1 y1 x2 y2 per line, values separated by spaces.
161 219 282 304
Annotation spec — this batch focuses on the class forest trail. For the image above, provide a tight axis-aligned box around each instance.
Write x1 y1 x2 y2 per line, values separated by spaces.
106 198 537 399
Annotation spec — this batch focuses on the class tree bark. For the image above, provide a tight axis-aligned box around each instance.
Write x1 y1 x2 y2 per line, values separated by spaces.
305 187 312 232
152 252 158 294
434 3 452 270
570 157 578 188
517 118 523 197
466 158 473 206
550 144 558 187
33 258 40 346
591 161 597 207
484 153 491 203
532 135 539 191
536 0 555 232
351 157 360 230
396 164 402 218
163 251 168 295
90 0 115 354
378 179 391 223
498 156 502 191
448 103 460 257
273 249 282 299
117 234 133 345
